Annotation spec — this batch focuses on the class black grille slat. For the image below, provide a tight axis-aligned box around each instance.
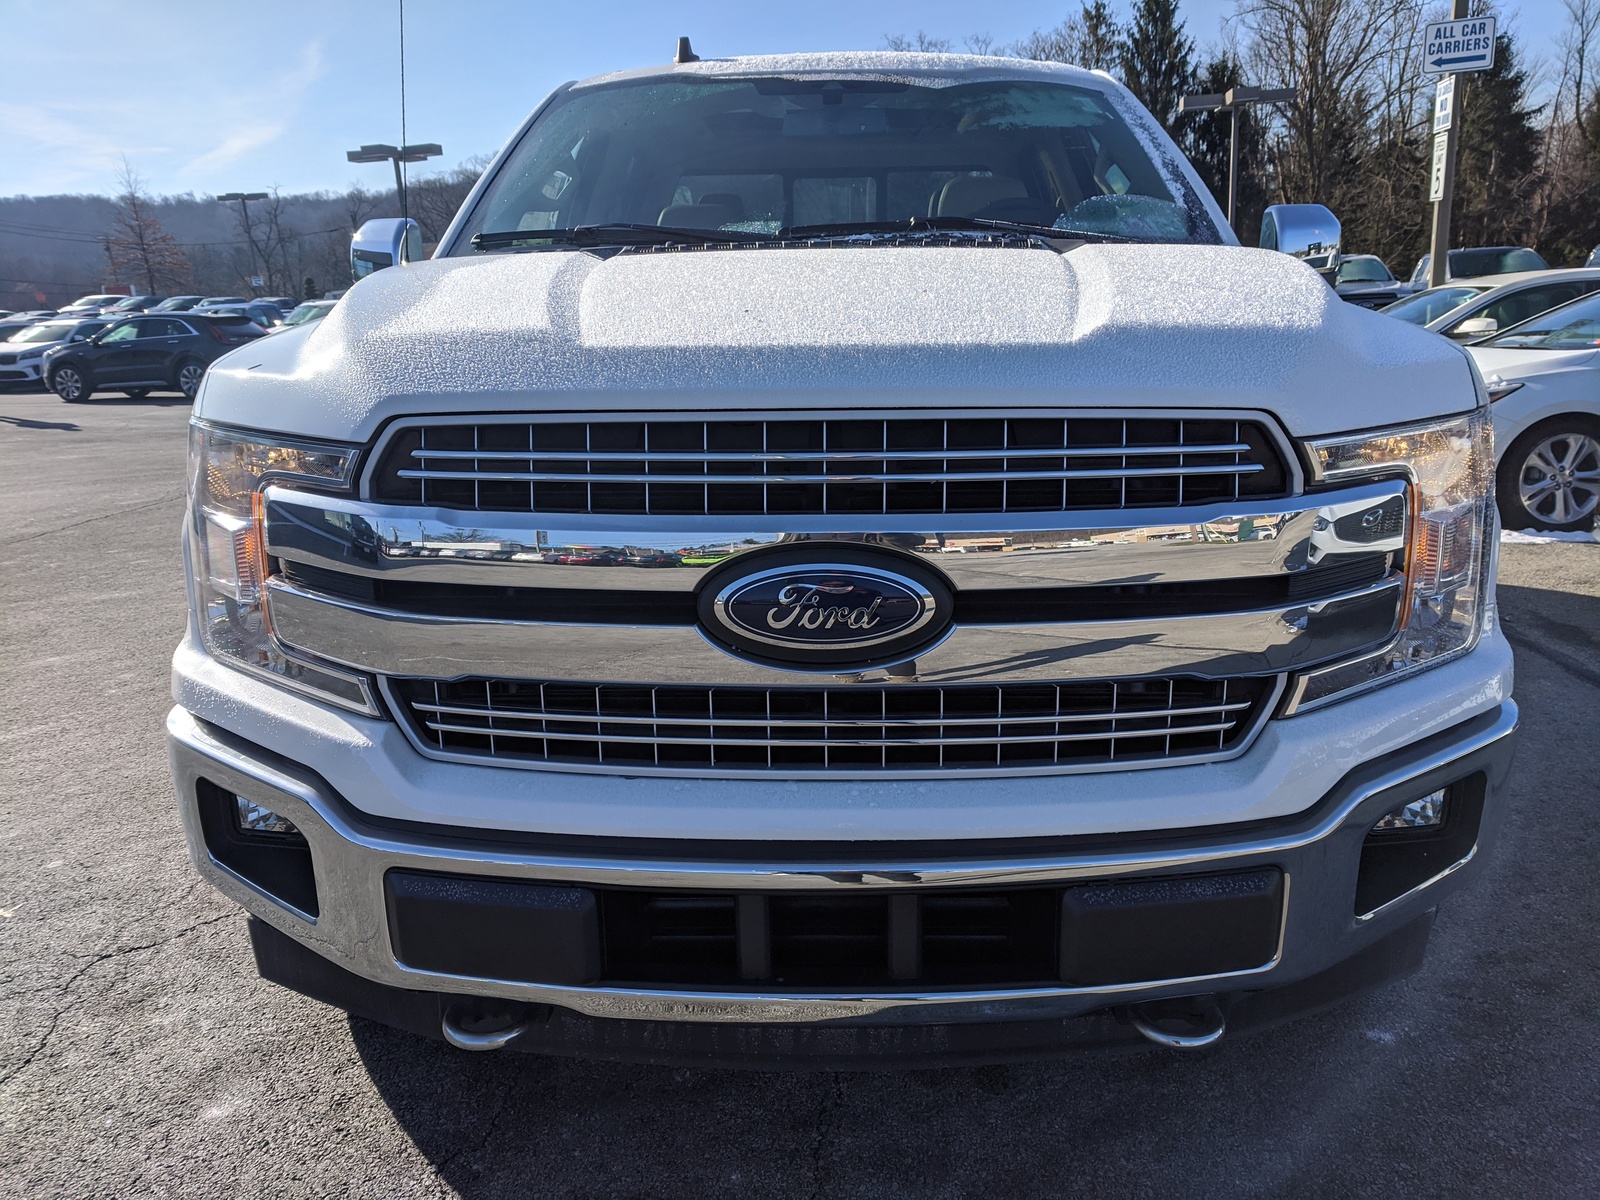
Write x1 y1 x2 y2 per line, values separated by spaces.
374 417 1287 516
392 676 1273 773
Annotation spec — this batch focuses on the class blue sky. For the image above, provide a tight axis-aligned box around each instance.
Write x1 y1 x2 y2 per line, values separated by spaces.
0 0 1566 199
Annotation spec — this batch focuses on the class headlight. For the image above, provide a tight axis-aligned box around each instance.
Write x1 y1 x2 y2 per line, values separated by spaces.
187 420 378 714
1287 409 1494 712
18 347 45 360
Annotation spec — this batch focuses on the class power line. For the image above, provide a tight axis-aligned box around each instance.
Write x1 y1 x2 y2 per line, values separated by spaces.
0 221 350 248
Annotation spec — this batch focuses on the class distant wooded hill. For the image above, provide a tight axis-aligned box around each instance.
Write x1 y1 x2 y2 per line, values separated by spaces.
0 161 483 309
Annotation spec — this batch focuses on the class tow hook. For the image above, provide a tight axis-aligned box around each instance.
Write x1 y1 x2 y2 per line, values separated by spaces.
1125 996 1227 1049
441 1001 536 1052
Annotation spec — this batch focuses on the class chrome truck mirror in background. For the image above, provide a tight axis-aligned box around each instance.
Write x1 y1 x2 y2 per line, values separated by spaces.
1259 204 1342 280
351 218 423 281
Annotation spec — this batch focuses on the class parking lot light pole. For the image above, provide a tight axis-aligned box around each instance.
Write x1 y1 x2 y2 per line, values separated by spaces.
1178 87 1297 231
345 143 443 221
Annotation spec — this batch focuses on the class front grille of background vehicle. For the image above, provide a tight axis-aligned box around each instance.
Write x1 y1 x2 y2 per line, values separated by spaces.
370 416 1289 516
388 675 1275 772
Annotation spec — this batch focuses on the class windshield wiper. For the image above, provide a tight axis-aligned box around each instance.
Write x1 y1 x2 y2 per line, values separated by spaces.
779 216 1138 244
471 223 777 251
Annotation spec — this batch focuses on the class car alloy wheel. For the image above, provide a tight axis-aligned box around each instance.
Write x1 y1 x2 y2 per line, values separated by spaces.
52 366 85 402
1517 432 1600 528
177 362 206 399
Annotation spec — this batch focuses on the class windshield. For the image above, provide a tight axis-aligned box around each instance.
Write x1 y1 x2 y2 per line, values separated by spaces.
1486 292 1600 350
68 295 119 307
152 297 201 311
456 76 1217 248
1381 286 1486 325
1451 247 1547 277
8 321 76 343
1336 258 1392 283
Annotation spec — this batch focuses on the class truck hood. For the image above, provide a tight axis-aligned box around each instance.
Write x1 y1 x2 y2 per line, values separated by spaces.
199 243 1479 443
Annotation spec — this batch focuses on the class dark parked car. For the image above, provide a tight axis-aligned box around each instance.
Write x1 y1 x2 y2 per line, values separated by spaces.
42 313 266 401
150 295 206 312
193 300 284 327
1333 255 1403 308
1408 246 1549 288
199 295 249 306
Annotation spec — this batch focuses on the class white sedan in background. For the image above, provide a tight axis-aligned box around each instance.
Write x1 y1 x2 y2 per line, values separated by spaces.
1468 291 1600 531
1382 268 1600 342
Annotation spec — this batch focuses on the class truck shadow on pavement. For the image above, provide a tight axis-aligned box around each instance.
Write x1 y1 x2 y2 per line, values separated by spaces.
344 1011 1330 1195
0 413 80 430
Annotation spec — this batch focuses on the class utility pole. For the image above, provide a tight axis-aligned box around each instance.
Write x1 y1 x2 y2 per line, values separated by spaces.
1426 0 1478 287
217 191 269 294
345 143 442 221
1179 86 1296 231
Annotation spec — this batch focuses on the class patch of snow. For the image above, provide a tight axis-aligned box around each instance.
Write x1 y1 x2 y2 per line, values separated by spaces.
1500 528 1599 543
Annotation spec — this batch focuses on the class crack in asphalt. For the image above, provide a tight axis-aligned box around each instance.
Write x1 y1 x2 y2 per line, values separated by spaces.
7 491 184 546
805 1074 845 1199
0 911 235 1087
428 1074 517 1188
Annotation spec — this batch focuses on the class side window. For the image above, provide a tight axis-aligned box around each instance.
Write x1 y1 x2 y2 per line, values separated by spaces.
144 318 181 337
1477 283 1587 331
132 318 164 339
99 322 139 344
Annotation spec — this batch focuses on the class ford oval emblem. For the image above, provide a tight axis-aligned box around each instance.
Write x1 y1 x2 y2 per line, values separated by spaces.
700 556 953 670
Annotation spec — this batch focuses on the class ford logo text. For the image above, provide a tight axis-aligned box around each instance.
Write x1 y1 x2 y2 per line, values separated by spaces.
700 557 953 669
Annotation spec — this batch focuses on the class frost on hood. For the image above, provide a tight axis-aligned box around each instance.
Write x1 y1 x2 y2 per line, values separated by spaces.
575 51 1107 92
204 240 1474 444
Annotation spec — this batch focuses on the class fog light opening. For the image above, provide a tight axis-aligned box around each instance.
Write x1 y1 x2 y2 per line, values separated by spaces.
1372 788 1447 833
235 795 299 836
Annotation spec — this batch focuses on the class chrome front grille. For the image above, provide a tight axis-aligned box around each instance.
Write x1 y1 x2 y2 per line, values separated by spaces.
370 416 1289 516
388 676 1276 775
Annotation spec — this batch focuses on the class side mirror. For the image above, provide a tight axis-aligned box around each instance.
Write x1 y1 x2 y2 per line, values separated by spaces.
1260 204 1342 280
351 218 423 281
1451 317 1498 339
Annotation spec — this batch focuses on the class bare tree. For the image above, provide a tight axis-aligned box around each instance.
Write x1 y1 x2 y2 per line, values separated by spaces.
407 157 492 245
343 185 385 231
1556 0 1600 128
104 160 190 294
883 32 954 52
1236 0 1418 207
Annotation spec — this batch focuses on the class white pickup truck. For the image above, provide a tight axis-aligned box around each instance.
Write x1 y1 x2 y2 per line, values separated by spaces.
168 51 1517 1065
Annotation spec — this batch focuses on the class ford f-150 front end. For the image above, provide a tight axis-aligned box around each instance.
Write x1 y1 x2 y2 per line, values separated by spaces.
168 52 1516 1065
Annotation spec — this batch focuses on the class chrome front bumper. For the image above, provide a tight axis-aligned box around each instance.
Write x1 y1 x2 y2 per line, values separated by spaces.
168 700 1517 1026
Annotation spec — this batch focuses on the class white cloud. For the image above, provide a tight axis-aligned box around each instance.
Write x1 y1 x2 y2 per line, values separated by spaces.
177 40 325 184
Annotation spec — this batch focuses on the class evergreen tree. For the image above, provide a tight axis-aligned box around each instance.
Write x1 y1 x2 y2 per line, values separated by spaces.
1185 54 1269 239
1080 1 1122 73
1118 0 1194 135
1454 32 1544 247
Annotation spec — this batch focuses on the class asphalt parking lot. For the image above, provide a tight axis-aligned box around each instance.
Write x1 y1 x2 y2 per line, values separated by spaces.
2 391 1597 1199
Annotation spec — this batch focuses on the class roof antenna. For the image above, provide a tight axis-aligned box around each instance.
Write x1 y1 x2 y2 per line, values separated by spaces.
675 36 700 64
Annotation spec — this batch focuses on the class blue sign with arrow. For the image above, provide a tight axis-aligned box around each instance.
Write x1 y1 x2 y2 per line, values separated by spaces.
1423 17 1496 74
